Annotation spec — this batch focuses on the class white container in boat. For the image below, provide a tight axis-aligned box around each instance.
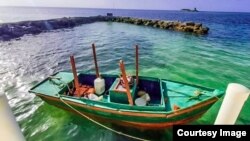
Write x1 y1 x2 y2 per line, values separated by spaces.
141 93 150 102
94 77 105 95
88 94 99 101
135 97 147 106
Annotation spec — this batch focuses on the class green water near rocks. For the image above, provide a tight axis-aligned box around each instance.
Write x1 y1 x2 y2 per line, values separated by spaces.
0 22 249 140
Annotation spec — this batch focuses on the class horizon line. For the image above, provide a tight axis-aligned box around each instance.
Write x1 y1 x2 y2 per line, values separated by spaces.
1 5 250 13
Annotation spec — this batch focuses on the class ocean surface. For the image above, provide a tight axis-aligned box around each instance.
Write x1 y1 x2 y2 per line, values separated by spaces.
0 7 250 141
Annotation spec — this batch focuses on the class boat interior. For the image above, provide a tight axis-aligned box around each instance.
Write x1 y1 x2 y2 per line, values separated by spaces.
77 73 163 106
33 71 221 112
29 44 223 112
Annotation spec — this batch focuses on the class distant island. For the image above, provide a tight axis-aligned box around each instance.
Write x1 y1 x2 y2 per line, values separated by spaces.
181 8 198 12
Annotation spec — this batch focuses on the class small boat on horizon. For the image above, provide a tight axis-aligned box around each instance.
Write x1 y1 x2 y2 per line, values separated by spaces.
181 8 199 12
29 44 224 129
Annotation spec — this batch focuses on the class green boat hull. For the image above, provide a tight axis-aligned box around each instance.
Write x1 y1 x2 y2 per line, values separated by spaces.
37 93 218 129
30 72 224 129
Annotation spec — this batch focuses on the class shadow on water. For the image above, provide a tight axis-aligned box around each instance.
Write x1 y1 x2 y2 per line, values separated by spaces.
111 124 172 141
69 113 173 141
20 96 172 141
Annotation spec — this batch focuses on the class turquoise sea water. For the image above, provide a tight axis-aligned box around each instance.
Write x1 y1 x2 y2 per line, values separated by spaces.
0 7 250 140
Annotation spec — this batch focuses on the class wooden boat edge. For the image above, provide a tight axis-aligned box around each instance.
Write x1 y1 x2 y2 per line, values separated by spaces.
36 93 218 117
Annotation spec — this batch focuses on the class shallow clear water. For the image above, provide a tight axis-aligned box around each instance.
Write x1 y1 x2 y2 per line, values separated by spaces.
0 7 250 141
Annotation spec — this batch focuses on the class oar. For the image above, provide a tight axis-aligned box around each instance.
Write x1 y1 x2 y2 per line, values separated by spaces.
92 43 100 78
214 83 250 124
135 45 139 85
119 60 134 106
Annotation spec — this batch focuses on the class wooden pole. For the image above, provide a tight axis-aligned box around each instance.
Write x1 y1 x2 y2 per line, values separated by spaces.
70 55 80 91
92 43 100 78
119 60 133 106
135 45 139 85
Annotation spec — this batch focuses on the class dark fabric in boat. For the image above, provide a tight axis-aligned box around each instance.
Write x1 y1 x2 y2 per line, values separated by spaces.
137 79 161 104
78 74 96 86
102 76 117 91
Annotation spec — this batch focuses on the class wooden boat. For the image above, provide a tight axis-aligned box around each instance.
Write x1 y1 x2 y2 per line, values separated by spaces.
29 44 224 129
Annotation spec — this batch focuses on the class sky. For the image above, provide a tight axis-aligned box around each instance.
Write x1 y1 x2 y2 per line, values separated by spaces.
0 0 249 12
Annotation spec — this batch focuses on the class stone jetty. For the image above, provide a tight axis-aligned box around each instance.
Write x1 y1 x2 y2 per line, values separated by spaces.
0 16 209 41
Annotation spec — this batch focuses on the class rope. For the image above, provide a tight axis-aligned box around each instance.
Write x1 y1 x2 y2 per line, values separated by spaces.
168 88 221 100
59 97 149 141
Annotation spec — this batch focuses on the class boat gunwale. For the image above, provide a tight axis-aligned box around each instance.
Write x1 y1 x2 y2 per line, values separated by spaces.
29 71 223 94
77 71 220 91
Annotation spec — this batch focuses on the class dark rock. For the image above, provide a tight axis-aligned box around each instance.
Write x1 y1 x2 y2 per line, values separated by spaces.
153 24 159 28
201 27 209 34
175 25 184 31
160 22 169 29
142 19 149 25
134 19 143 25
152 20 159 25
194 26 201 30
0 27 4 34
173 21 180 26
11 29 24 37
157 21 166 29
167 22 174 29
179 23 186 28
24 26 42 34
194 26 209 34
194 23 202 28
144 20 154 26
185 22 195 26
183 26 194 32
194 30 203 34
122 17 132 23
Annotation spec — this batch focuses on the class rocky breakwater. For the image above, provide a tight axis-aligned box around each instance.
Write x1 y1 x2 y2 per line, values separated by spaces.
0 16 209 41
112 17 209 35
0 16 110 41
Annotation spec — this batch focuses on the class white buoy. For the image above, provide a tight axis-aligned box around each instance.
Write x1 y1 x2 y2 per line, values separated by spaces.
214 83 250 125
0 93 25 141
